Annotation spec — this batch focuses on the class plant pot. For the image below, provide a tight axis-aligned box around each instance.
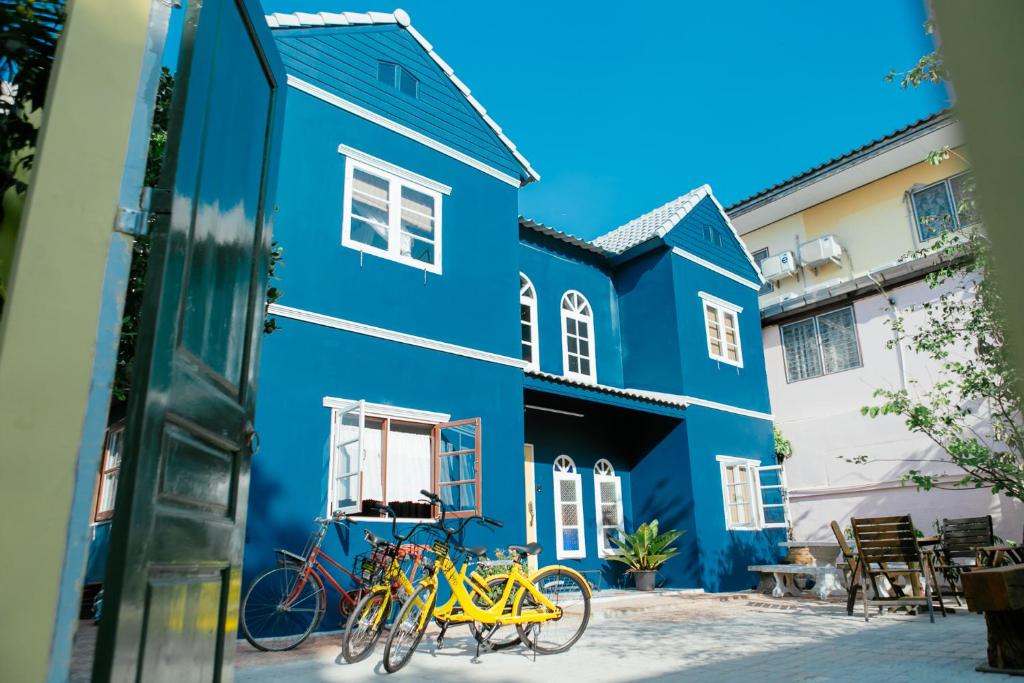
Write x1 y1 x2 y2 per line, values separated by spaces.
633 570 656 591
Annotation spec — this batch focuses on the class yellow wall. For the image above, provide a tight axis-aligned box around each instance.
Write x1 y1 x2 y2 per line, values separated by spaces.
743 150 970 301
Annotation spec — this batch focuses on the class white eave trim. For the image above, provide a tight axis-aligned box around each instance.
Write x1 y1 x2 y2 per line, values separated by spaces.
338 144 452 195
268 303 527 369
672 248 762 291
698 291 743 313
322 396 450 424
288 75 522 188
682 395 774 421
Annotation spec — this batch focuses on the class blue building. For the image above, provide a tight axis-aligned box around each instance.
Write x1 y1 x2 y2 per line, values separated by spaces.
82 9 785 615
236 9 786 617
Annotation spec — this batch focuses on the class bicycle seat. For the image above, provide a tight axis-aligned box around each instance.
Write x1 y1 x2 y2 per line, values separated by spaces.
364 529 385 547
508 543 542 557
458 545 488 558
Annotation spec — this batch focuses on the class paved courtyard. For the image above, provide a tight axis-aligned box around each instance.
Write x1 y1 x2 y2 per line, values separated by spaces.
233 592 1003 682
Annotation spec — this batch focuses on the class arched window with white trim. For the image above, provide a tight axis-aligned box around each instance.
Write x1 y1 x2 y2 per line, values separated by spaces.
553 455 585 559
520 274 539 370
561 291 596 382
593 459 624 557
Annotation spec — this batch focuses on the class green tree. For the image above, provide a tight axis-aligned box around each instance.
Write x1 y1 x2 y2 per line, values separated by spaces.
859 23 1023 502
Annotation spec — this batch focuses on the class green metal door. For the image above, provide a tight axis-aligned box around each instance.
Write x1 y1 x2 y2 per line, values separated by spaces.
92 0 284 680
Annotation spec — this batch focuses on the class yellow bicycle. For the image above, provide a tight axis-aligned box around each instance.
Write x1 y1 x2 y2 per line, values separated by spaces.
380 491 592 673
341 502 515 663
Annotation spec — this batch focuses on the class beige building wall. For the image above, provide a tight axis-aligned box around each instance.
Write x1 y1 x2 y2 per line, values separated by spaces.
744 150 970 304
737 134 1022 544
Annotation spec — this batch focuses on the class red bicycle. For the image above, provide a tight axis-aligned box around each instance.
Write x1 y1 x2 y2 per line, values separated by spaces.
241 513 392 651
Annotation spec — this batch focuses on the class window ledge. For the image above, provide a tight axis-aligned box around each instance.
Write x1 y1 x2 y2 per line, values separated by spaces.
347 515 436 524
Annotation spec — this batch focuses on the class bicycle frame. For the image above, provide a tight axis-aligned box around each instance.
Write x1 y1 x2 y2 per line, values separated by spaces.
278 518 365 613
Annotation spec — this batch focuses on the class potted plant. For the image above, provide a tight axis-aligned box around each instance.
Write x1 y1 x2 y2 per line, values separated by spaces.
608 519 684 591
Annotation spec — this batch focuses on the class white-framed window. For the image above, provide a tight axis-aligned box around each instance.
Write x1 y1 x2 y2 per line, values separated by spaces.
94 421 125 522
751 247 775 296
593 459 624 557
326 398 482 519
341 152 445 273
699 292 743 367
553 455 586 559
717 456 789 531
520 273 539 370
780 306 862 383
910 171 977 242
560 290 596 382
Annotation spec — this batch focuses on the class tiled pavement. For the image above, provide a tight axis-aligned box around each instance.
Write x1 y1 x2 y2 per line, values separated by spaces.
231 593 1006 682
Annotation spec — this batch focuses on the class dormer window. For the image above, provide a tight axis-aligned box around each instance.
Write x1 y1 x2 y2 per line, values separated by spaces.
702 224 725 248
378 60 419 98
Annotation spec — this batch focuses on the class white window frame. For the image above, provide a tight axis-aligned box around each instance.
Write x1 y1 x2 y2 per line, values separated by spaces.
340 150 447 274
699 292 743 368
325 397 452 520
520 273 540 371
553 455 586 560
593 459 624 558
560 290 597 383
327 399 366 516
750 247 775 295
716 455 789 531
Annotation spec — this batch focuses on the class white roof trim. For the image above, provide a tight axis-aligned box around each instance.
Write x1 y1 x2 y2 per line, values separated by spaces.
289 75 521 187
265 9 539 186
672 248 762 291
526 370 689 408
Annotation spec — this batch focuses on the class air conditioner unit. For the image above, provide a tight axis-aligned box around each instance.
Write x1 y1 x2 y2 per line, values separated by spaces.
799 234 843 268
760 251 797 281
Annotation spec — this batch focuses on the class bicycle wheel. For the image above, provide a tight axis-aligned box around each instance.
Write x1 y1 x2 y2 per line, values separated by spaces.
241 564 324 651
514 567 591 654
469 575 521 651
342 588 391 663
382 583 436 673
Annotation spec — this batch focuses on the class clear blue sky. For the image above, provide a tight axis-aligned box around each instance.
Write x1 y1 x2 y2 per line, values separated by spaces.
168 1 947 239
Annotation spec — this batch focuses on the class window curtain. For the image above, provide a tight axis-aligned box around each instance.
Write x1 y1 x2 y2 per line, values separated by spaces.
385 423 432 503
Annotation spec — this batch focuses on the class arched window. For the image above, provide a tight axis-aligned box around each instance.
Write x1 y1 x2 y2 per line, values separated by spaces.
520 274 539 370
593 459 624 557
552 456 585 559
560 290 596 382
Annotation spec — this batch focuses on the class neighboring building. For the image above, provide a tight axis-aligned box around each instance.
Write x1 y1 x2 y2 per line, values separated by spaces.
730 111 1023 541
224 8 784 616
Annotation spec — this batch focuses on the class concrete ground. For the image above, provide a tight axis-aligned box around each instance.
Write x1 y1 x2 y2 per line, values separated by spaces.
233 592 1005 682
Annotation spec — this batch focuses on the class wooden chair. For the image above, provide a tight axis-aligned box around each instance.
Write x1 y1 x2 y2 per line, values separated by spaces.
831 521 860 615
850 515 946 622
935 515 994 605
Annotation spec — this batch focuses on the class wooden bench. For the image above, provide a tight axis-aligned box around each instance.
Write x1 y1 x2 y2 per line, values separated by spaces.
748 564 844 600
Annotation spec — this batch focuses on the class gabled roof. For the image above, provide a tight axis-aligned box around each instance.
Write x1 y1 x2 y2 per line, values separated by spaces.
593 185 711 255
519 216 610 256
265 9 539 186
727 109 953 214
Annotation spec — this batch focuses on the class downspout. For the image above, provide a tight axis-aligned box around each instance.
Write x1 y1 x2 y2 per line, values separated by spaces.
866 272 907 390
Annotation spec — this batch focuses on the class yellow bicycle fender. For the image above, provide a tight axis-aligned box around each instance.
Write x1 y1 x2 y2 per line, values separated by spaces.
529 565 593 599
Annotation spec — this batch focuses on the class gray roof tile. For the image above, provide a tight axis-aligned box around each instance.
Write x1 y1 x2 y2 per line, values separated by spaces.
592 185 711 255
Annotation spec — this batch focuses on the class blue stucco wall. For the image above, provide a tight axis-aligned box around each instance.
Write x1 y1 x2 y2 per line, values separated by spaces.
614 247 684 394
273 25 523 179
683 406 783 591
518 232 624 387
248 322 527 629
670 255 772 413
664 195 760 283
525 400 647 588
274 87 521 359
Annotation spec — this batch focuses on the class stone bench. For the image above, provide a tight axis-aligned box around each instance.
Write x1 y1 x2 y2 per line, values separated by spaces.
748 564 845 600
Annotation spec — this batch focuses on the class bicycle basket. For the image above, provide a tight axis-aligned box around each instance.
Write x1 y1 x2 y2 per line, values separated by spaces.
354 545 396 585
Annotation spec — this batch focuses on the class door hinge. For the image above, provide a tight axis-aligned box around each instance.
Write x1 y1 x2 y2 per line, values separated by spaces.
114 187 170 237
